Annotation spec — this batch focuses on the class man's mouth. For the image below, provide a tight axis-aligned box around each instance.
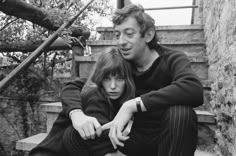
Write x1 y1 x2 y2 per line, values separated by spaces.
120 48 131 52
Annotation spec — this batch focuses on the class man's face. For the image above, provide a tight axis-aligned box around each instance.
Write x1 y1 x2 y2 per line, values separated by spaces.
114 17 147 61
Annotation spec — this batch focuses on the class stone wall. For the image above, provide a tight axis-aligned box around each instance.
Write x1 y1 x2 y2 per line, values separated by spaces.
0 66 50 155
203 0 236 155
0 100 46 155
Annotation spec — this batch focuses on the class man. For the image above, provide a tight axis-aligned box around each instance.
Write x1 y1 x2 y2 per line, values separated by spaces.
30 4 203 156
64 4 203 156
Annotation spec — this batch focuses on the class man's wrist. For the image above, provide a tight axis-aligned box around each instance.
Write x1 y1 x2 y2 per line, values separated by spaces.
69 109 83 119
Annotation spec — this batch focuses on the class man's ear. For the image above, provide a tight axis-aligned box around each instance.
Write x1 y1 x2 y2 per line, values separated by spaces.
145 28 155 43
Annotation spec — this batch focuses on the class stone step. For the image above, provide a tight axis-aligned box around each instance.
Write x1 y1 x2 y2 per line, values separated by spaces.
86 40 206 54
96 25 205 44
77 52 208 63
16 133 47 152
15 132 215 156
16 127 215 156
97 25 204 31
75 52 208 80
39 101 215 133
40 102 62 133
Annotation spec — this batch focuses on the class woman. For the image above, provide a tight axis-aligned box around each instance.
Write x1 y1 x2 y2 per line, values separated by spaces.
62 47 135 156
81 46 135 126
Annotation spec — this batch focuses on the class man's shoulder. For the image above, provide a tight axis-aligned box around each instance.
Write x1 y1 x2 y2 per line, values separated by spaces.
159 45 185 55
82 86 103 100
159 45 188 60
83 86 99 95
65 77 87 87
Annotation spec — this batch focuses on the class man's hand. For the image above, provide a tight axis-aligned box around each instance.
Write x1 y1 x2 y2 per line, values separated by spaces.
70 110 102 140
105 99 136 149
105 150 127 156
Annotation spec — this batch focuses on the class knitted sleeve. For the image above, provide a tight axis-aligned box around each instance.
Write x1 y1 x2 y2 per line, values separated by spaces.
141 50 204 110
82 88 112 125
60 78 87 117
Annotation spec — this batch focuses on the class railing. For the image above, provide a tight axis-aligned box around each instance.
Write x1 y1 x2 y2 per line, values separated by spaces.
116 0 204 25
144 5 198 11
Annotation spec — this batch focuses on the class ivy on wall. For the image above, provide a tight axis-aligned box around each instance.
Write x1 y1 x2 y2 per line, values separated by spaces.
208 49 236 155
203 0 236 155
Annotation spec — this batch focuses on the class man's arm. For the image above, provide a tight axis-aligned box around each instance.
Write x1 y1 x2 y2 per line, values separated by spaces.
60 78 86 116
60 78 102 140
141 49 204 111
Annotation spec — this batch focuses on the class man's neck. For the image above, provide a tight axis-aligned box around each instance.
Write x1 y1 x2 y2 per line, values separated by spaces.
135 49 159 72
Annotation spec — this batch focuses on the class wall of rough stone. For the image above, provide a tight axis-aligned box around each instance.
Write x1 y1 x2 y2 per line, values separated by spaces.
203 0 236 155
0 67 47 155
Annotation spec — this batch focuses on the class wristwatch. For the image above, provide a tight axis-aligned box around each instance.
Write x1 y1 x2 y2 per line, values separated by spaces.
135 97 142 112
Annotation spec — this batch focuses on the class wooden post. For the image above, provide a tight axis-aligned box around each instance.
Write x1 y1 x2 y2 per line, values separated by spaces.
192 0 204 25
117 0 124 9
117 0 132 9
71 46 83 78
71 36 86 79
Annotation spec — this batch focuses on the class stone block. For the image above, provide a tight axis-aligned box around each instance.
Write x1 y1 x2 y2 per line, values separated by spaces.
16 133 47 152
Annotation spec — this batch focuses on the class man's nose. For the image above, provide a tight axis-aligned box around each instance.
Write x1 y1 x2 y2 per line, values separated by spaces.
118 34 127 45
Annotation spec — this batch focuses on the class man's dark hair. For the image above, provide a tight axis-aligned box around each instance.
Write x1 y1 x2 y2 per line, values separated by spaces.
112 4 159 49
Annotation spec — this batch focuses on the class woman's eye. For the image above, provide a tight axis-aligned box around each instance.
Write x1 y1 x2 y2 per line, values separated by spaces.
117 77 124 81
103 77 110 81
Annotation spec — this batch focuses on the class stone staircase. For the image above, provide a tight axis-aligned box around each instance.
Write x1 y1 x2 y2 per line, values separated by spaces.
16 25 216 156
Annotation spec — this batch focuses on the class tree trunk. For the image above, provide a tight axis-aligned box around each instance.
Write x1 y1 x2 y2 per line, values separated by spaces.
0 0 90 38
0 38 71 53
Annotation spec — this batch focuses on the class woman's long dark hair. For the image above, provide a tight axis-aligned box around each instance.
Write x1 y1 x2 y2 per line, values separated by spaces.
81 47 135 106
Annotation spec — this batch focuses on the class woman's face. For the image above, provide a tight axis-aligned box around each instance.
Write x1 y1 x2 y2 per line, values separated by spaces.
102 74 125 100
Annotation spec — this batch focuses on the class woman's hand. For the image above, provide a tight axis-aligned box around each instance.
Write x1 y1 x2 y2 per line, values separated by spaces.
70 110 102 140
103 99 136 149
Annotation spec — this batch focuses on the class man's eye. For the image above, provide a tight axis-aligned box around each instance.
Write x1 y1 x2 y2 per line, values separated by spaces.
115 32 120 39
126 32 134 37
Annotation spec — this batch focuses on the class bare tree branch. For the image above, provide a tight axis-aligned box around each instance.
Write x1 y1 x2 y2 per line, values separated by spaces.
0 37 70 53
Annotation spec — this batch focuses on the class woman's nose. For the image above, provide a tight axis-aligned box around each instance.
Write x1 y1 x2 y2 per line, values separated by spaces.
110 79 116 89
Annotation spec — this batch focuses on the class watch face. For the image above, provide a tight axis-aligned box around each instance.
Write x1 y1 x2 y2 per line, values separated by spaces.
136 99 142 112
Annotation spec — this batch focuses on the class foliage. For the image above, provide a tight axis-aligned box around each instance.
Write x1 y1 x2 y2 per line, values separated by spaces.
0 0 112 103
0 0 112 155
